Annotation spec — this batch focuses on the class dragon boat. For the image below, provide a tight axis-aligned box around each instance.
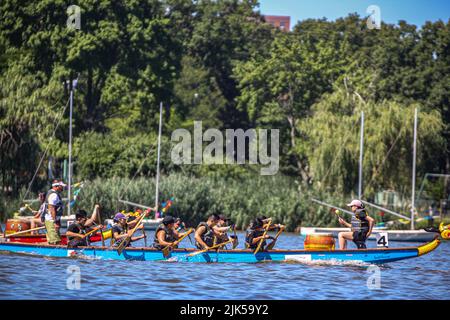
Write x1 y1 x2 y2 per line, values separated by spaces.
0 237 440 264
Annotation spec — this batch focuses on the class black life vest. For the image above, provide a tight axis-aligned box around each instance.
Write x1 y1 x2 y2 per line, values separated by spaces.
245 228 265 249
45 189 64 218
351 209 369 233
67 222 88 248
112 223 128 247
153 224 176 249
196 222 215 249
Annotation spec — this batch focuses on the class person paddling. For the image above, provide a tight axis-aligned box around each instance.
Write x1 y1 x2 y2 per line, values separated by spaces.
29 192 46 234
245 217 277 250
338 199 375 249
111 213 145 247
66 209 104 248
195 214 219 249
153 216 178 250
213 215 238 249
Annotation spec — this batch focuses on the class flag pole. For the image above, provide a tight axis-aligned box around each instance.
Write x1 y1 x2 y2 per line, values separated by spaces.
155 102 163 214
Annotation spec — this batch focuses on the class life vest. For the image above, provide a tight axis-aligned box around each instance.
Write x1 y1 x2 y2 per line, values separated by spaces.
245 228 265 249
67 222 88 248
111 223 128 247
153 224 176 249
195 222 215 249
45 189 64 218
351 209 369 233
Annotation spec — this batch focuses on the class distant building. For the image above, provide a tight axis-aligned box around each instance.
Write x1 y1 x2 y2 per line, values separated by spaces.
263 15 291 32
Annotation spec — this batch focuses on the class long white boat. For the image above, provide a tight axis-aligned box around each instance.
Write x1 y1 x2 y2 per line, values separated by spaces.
104 218 163 230
300 227 436 242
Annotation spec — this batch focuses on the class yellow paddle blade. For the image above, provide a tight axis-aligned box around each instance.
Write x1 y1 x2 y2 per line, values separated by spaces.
102 229 112 240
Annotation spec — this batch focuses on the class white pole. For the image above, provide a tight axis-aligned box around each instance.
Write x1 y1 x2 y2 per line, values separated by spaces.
68 87 73 217
411 108 418 230
155 102 163 212
358 111 364 199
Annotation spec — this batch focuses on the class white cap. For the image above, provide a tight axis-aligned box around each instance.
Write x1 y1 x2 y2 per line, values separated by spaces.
347 199 363 208
52 181 67 188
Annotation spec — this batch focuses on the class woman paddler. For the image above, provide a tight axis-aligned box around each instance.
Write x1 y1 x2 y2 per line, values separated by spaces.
337 199 375 249
111 213 145 247
153 216 178 250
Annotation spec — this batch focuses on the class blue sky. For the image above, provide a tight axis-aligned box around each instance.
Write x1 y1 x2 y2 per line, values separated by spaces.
258 0 450 29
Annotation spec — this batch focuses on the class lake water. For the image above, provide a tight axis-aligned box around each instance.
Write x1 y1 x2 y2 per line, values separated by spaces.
0 229 448 300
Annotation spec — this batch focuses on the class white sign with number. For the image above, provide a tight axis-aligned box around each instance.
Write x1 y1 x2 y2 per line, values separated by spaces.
376 232 389 248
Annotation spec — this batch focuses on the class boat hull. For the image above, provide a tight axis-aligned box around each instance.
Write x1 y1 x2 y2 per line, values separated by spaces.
0 238 440 264
3 234 102 245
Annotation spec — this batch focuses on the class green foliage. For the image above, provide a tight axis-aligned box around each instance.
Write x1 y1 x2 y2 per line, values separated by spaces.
74 174 306 231
1 3 449 227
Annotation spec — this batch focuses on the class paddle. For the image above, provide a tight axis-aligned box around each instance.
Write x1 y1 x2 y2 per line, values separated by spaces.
117 211 148 255
81 226 103 239
253 218 272 254
186 238 234 258
266 225 285 250
162 228 194 258
4 226 46 238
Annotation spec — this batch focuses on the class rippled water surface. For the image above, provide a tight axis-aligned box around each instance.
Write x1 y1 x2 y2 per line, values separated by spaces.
0 229 448 300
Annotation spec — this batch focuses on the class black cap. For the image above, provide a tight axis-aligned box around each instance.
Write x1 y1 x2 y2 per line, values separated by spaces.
162 216 175 225
76 209 88 219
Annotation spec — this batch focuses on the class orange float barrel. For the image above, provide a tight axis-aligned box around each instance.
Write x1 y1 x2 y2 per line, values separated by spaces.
5 219 31 235
304 233 335 251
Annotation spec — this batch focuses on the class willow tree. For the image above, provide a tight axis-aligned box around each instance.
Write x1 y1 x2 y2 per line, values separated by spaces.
301 85 445 198
234 31 344 181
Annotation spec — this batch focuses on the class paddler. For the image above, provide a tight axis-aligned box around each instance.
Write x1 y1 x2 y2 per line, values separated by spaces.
44 180 66 244
153 216 178 249
213 214 238 248
195 214 220 249
173 217 191 240
66 209 104 248
111 213 145 247
245 217 278 250
29 192 46 234
337 199 375 249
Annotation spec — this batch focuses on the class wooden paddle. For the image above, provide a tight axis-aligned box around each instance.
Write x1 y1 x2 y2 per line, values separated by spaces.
81 226 103 239
253 218 272 254
266 225 285 250
117 211 148 255
162 228 194 258
4 226 46 238
187 238 234 258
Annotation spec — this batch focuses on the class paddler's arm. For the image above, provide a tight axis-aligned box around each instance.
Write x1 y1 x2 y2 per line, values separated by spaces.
195 226 209 249
156 230 173 247
366 216 375 238
338 217 352 228
251 234 271 245
85 204 100 227
66 230 84 239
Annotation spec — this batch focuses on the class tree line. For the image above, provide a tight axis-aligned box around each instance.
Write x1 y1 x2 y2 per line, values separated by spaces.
1 0 449 222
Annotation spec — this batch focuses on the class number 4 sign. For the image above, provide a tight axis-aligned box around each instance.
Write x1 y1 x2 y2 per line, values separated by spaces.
376 232 389 248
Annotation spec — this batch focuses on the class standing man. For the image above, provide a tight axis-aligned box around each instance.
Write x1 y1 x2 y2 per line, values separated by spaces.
44 180 66 244
338 199 375 249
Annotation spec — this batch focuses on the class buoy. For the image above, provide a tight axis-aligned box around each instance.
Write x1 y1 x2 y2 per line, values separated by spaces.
5 219 31 235
304 233 335 251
